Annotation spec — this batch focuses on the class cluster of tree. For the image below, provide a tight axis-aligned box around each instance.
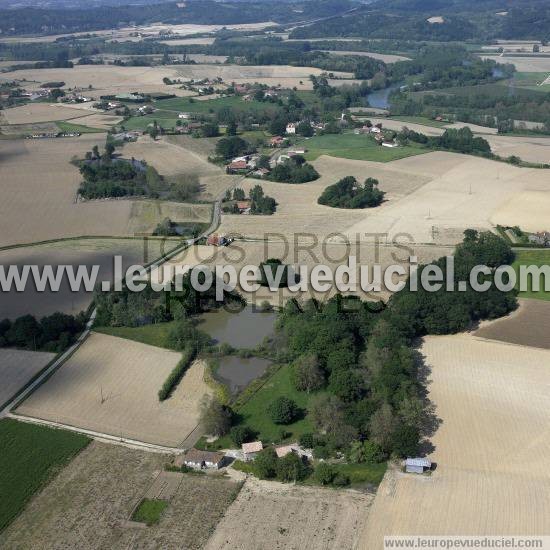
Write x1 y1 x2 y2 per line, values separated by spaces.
78 142 200 201
275 230 517 460
223 185 277 215
267 156 319 184
318 176 385 209
289 0 550 42
93 272 243 329
399 127 491 155
257 259 294 288
250 185 277 215
0 312 86 353
215 136 253 161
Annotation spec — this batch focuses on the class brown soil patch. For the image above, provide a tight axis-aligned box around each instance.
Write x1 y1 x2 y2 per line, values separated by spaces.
474 299 550 349
205 477 373 550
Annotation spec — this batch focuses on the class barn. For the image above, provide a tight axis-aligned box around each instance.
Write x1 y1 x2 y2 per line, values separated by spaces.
405 457 432 474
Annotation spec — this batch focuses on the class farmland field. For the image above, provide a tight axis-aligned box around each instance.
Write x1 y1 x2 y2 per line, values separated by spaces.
359 335 550 547
16 333 212 446
474 299 550 349
1 103 92 125
0 238 182 319
204 477 373 550
0 136 211 246
302 132 427 162
0 419 90 534
0 441 241 549
0 350 56 408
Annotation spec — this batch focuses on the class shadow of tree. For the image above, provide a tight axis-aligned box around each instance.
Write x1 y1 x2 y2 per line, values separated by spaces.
412 343 442 457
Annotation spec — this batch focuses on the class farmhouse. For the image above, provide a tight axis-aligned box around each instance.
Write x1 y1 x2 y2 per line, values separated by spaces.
242 441 263 460
178 449 225 470
405 457 432 474
227 159 248 173
270 136 287 147
236 200 252 214
274 444 297 458
286 123 297 135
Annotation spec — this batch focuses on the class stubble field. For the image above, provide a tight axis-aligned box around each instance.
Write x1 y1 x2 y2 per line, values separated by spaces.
0 350 55 408
205 477 373 550
16 334 212 446
1 103 93 125
0 136 210 246
0 441 241 549
359 334 550 547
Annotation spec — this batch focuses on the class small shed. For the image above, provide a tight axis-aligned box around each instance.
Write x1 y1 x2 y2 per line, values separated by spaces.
274 444 297 458
405 457 432 474
242 441 263 461
178 449 225 470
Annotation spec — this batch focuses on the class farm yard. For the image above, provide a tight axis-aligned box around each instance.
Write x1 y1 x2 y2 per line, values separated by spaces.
15 333 212 447
359 334 550 547
0 441 241 549
0 238 182 319
0 136 210 247
0 419 90 534
205 477 373 550
474 299 550 349
0 350 55 408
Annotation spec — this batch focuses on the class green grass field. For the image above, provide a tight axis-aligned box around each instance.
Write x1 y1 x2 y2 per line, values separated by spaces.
94 322 178 349
131 499 169 525
56 121 104 134
199 364 323 451
302 132 427 162
513 249 550 301
505 72 550 92
0 419 90 533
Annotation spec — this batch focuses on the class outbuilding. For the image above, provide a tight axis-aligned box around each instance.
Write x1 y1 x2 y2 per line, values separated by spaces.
405 457 432 474
178 449 225 470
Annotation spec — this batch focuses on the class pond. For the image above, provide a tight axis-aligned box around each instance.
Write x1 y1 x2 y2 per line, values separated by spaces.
198 305 277 349
366 82 404 109
214 356 273 396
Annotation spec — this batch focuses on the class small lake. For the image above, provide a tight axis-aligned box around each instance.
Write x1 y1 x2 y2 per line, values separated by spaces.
198 305 277 349
366 82 404 109
214 356 273 396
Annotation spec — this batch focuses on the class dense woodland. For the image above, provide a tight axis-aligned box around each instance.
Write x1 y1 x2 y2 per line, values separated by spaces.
0 312 86 353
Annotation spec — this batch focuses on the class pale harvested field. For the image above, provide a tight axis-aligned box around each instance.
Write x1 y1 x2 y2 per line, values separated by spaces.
128 134 240 200
481 55 550 72
474 299 550 349
359 334 550 548
17 334 212 446
218 151 550 245
340 152 550 244
0 442 241 550
219 155 431 241
0 121 59 135
491 187 550 232
484 134 550 164
159 37 216 46
153 240 449 306
0 65 198 98
320 50 410 63
2 103 92 124
70 112 124 129
170 65 354 90
0 238 182 319
205 477 373 550
0 349 55 407
0 136 209 246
